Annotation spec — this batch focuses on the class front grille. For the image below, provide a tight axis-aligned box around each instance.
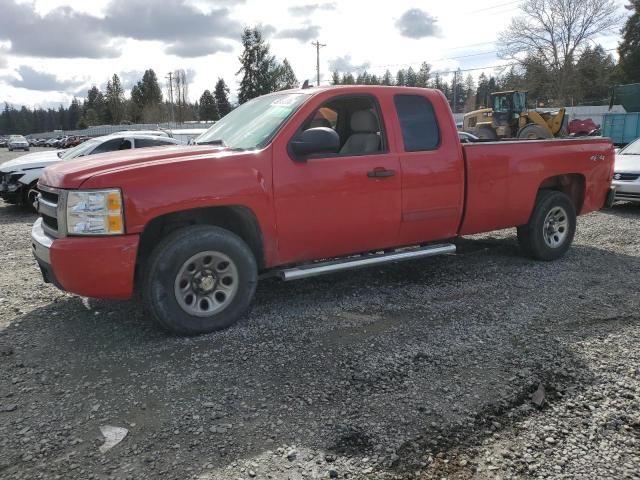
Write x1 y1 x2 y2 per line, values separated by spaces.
614 173 640 181
616 191 640 199
37 185 64 238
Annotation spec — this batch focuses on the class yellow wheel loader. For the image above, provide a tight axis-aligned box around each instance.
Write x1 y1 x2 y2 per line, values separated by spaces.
463 91 567 140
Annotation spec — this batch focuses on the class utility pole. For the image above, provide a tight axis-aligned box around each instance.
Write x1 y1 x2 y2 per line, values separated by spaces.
166 72 175 125
311 40 326 87
452 70 458 113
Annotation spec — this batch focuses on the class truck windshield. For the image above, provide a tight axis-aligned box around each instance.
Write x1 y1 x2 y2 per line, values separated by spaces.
195 93 307 150
620 138 640 155
60 139 100 159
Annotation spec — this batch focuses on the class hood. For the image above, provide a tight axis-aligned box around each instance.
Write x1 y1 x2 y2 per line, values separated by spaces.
40 145 231 188
0 150 63 172
614 153 640 174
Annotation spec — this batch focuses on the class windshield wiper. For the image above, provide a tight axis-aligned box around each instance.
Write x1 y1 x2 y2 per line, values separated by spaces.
197 139 227 146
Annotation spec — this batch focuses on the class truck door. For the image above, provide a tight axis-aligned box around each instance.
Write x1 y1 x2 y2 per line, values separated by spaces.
273 92 402 264
392 93 465 244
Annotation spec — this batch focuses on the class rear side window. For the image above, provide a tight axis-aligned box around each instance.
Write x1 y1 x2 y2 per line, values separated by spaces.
135 138 173 148
91 138 127 154
394 94 440 151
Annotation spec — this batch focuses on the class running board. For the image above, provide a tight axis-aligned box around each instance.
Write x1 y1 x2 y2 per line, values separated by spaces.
278 244 456 281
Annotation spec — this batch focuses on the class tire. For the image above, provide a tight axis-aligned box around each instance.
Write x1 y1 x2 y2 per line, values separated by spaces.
517 190 576 261
22 182 39 212
477 126 498 140
517 124 552 140
142 225 258 335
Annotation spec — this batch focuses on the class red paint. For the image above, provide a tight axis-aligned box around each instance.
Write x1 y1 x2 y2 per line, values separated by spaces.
39 86 614 300
49 235 139 299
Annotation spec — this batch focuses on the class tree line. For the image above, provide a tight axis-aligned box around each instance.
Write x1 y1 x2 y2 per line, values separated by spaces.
1 0 638 135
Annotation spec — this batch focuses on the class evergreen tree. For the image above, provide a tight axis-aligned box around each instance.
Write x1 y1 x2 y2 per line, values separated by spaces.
396 69 406 86
67 98 82 129
618 0 640 82
214 78 232 117
575 45 616 104
405 67 418 87
275 58 299 90
199 90 219 121
475 73 489 108
105 74 125 124
381 70 394 86
341 72 355 84
417 62 431 87
237 27 279 103
331 71 341 85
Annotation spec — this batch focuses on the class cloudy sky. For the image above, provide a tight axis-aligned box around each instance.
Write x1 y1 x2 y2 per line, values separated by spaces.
0 0 628 108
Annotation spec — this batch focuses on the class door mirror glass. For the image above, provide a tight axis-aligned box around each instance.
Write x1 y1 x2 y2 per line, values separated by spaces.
290 127 340 159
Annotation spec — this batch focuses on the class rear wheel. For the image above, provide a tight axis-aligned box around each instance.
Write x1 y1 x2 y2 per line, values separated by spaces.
517 190 576 261
476 126 498 140
142 225 258 335
517 124 552 140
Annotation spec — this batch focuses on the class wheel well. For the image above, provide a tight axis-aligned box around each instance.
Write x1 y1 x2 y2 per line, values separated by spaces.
538 174 585 213
136 206 265 272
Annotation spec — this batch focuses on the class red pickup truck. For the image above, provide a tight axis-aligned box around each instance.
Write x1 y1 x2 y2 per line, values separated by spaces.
32 86 615 335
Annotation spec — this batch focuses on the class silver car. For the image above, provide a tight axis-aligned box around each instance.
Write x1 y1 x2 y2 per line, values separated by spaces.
613 137 640 203
7 135 30 151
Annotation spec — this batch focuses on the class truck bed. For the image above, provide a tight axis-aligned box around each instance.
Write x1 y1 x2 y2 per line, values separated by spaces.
459 138 614 236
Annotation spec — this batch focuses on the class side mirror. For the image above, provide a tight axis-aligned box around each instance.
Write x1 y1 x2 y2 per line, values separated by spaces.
290 127 340 159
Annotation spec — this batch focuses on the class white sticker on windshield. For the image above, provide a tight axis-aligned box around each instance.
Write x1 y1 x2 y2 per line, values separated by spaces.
270 95 301 106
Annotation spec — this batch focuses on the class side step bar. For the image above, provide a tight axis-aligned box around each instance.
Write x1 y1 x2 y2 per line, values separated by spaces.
278 243 456 281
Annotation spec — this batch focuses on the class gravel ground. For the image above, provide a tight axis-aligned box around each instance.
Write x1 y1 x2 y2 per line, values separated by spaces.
0 148 639 480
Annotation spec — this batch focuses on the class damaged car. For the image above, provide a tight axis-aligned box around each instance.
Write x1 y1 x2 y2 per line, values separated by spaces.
0 132 182 209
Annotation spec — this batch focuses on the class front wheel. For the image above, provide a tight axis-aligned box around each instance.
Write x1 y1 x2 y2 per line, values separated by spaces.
517 190 576 261
142 225 258 335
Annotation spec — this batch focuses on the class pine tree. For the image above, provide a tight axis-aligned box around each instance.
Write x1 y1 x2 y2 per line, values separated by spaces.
476 73 490 108
381 70 394 86
105 74 125 124
405 67 418 87
275 58 299 90
237 27 279 103
67 98 82 129
618 0 640 82
341 72 355 85
396 69 406 86
199 90 219 121
575 45 616 104
331 71 341 85
417 62 431 87
214 78 232 117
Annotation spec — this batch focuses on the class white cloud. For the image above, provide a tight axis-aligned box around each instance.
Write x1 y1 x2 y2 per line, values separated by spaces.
1 0 622 107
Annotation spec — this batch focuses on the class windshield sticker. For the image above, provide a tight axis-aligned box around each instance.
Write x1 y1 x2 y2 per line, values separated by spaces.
270 95 301 106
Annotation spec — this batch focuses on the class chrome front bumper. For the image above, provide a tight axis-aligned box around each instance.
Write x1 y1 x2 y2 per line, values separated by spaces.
32 218 52 263
613 178 640 202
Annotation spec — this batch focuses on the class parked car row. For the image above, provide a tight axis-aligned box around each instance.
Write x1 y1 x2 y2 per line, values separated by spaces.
0 131 182 208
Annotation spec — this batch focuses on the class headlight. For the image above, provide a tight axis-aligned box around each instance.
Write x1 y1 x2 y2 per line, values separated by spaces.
66 189 124 235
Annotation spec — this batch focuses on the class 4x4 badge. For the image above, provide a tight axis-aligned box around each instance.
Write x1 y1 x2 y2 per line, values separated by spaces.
590 154 605 161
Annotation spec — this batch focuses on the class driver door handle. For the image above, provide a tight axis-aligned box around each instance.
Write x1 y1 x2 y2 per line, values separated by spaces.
367 168 396 178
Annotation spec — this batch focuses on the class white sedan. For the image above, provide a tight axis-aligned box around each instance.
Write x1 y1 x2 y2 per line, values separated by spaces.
0 132 182 208
613 137 640 203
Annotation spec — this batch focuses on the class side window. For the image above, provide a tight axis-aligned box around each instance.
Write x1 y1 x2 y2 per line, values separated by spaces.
394 94 440 151
90 138 127 155
299 96 386 157
135 138 170 148
119 139 132 150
